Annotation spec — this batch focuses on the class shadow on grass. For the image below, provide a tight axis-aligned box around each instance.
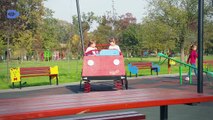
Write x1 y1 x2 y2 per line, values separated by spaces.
9 81 51 89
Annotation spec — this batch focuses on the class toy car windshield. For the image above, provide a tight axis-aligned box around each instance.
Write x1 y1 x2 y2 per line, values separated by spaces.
98 49 120 56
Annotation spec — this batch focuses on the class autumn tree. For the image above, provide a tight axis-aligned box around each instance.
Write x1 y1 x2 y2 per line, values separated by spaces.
147 0 213 61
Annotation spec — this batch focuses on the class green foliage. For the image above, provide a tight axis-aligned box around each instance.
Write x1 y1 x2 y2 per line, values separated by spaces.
0 0 46 59
120 24 140 56
145 0 213 60
93 15 113 43
140 19 176 51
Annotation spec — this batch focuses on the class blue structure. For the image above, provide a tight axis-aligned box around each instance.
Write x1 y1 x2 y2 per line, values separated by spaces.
128 63 160 77
99 50 120 56
7 10 20 19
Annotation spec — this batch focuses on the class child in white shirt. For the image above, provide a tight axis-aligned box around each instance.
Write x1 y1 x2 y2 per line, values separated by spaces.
108 37 121 52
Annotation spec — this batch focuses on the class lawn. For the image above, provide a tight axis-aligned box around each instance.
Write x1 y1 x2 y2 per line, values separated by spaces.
0 55 212 90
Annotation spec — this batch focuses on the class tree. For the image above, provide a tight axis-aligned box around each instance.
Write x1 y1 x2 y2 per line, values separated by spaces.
139 19 176 53
120 24 140 57
0 0 45 60
92 15 114 44
147 0 213 61
72 12 98 48
117 13 137 30
204 21 213 54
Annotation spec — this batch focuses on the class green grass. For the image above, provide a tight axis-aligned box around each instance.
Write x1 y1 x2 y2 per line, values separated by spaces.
0 60 82 89
0 55 212 90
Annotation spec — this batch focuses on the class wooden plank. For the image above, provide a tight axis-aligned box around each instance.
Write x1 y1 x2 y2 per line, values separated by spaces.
204 60 213 65
20 71 50 75
137 66 151 69
20 67 50 70
0 88 213 119
20 68 50 74
21 74 56 78
131 62 152 69
20 67 51 76
132 63 151 66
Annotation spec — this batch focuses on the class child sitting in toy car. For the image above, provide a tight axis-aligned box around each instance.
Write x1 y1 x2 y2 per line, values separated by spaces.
85 40 99 56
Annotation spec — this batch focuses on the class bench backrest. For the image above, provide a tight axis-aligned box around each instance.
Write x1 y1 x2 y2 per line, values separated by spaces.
131 62 152 69
20 67 50 76
204 60 213 65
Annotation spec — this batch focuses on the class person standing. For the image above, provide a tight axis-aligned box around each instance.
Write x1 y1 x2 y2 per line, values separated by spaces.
185 44 198 81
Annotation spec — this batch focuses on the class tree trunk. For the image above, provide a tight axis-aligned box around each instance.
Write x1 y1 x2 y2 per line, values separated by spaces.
126 48 129 58
180 44 185 62
180 39 185 62
179 27 186 62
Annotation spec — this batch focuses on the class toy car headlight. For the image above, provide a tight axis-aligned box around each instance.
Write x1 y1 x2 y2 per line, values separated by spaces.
113 59 120 65
87 60 94 66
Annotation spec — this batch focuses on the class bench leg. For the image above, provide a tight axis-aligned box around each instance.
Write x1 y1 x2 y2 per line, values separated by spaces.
160 105 168 120
151 69 153 75
12 82 14 89
49 76 52 85
56 76 59 85
156 68 158 75
19 81 22 89
130 72 132 77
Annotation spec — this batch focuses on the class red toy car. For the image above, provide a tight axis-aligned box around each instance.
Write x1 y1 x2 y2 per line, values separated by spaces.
81 49 128 92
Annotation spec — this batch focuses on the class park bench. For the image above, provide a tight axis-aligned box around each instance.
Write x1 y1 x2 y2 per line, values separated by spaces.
204 60 213 71
128 62 159 77
10 66 59 88
0 88 213 120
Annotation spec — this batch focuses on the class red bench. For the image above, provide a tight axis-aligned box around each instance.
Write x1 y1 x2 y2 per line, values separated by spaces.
129 62 158 77
12 66 59 88
204 60 213 71
0 88 213 120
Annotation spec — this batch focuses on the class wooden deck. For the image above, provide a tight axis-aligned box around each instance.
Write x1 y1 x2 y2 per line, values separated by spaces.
0 88 213 120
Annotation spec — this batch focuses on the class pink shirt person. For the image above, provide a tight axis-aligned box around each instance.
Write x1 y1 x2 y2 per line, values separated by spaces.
187 50 198 64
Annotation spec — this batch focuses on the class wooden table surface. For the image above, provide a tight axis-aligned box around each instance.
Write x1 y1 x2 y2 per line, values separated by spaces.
0 88 213 119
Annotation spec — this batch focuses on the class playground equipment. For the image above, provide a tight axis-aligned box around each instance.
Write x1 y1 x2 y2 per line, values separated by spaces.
128 62 160 77
81 49 128 92
10 66 59 88
158 53 213 84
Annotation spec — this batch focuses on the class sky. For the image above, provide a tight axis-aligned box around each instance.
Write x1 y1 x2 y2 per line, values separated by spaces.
44 0 149 23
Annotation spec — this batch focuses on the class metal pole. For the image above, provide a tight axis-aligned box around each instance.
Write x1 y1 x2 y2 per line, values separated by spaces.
76 0 85 55
7 19 13 81
212 0 213 7
160 106 168 120
197 0 204 93
6 25 10 81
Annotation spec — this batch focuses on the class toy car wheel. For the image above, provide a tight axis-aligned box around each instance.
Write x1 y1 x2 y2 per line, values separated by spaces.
84 81 91 93
114 80 122 90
